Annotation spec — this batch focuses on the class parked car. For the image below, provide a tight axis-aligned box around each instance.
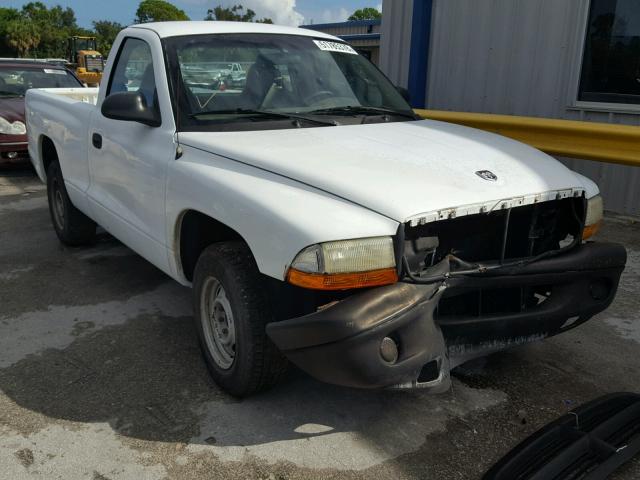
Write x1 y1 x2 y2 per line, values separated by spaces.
213 62 247 88
181 64 222 91
180 62 247 92
26 22 626 397
43 58 72 68
0 60 83 165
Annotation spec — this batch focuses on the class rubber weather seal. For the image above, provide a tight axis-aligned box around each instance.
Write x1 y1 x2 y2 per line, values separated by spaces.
484 392 640 480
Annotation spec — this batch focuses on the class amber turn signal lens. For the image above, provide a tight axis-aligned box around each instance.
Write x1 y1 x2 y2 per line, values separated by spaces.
583 220 602 240
287 267 399 290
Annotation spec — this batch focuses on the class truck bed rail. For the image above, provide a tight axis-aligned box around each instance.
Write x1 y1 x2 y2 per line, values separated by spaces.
35 87 99 105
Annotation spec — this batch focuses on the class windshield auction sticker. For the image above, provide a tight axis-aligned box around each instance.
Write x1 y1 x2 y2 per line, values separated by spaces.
313 40 358 55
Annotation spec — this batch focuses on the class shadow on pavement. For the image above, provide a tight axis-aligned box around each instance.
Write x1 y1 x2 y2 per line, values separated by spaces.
0 177 505 471
0 163 37 177
0 297 501 465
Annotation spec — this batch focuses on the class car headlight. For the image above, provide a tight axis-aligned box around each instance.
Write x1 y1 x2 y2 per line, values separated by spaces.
287 236 398 290
0 117 26 135
583 195 603 240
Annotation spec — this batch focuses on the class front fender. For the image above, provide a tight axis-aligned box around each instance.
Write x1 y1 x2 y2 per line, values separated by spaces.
165 146 399 282
571 171 600 199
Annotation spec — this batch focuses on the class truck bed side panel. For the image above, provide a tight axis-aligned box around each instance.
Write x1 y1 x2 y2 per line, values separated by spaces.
26 88 97 215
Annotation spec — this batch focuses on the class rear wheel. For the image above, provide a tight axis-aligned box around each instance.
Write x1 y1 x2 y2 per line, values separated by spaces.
46 161 96 246
193 241 287 397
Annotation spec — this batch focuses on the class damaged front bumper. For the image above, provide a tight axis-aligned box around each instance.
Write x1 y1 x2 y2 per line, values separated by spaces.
266 242 626 391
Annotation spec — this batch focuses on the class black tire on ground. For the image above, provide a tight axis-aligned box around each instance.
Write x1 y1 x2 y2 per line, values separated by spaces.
193 241 288 397
46 160 96 246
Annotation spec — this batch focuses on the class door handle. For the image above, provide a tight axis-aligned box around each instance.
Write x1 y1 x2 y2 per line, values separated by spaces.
92 133 102 149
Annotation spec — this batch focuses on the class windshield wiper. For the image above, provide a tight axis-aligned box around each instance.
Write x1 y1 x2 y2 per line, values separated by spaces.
309 105 419 120
189 108 338 126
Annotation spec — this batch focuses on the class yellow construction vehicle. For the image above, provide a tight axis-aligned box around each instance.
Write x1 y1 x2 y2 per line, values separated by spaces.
67 36 104 86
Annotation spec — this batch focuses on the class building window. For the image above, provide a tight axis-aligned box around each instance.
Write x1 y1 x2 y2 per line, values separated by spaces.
578 0 640 105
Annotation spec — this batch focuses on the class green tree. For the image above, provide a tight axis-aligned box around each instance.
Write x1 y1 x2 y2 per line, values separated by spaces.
348 7 381 21
19 2 84 58
6 20 41 57
0 7 20 24
21 2 76 27
0 8 21 56
0 3 95 59
205 4 272 23
135 0 190 23
93 20 124 57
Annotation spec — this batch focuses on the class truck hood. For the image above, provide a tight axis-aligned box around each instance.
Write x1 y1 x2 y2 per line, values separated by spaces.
180 120 592 223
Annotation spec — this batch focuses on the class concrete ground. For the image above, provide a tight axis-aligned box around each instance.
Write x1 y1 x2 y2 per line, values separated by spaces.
1 167 639 480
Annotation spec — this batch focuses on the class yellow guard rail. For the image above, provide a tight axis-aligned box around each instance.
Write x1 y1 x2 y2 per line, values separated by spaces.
414 109 640 167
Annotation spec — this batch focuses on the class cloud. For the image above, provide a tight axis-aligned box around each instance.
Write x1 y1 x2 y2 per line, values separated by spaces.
319 7 350 24
242 0 304 25
310 4 382 25
180 0 304 26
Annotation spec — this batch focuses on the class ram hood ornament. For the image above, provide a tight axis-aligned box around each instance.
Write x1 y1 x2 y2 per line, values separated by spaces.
476 170 498 181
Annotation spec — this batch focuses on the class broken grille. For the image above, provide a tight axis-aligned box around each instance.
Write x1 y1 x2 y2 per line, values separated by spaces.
402 197 585 275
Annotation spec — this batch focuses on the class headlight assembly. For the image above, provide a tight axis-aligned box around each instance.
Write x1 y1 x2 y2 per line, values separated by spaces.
287 236 398 290
0 117 26 135
583 195 603 240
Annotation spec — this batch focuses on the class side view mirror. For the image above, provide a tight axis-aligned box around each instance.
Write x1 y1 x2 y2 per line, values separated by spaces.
101 91 161 127
396 86 411 103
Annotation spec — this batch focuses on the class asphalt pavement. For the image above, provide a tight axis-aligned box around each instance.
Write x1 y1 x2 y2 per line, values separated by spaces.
1 167 639 480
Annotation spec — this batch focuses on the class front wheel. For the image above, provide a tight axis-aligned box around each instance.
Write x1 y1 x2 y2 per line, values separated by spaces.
46 161 96 246
193 242 287 397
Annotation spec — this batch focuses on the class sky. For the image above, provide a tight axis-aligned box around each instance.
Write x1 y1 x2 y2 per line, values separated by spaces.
3 0 383 28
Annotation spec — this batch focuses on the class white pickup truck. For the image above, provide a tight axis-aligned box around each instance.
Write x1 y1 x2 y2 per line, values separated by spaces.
26 21 626 397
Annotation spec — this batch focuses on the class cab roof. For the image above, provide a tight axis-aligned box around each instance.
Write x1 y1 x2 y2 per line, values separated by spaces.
129 21 339 41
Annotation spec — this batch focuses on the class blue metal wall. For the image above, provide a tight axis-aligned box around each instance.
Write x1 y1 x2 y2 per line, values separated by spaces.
407 0 433 108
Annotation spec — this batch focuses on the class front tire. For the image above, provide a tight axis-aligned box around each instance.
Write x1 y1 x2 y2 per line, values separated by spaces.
46 161 96 246
193 242 287 397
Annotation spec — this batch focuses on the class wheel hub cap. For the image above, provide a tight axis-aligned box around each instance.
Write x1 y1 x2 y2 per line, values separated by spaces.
52 180 65 229
201 278 236 370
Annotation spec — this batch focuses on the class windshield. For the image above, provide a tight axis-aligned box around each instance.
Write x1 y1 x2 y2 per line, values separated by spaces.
164 33 416 131
0 66 81 97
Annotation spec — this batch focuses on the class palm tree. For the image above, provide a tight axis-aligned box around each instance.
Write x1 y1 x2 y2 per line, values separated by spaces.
6 20 41 57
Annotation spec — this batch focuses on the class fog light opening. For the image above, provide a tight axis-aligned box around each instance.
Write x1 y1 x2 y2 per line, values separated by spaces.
417 359 441 383
380 337 399 364
7 151 18 159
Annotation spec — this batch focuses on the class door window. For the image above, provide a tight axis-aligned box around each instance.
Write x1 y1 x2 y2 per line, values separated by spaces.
107 37 158 110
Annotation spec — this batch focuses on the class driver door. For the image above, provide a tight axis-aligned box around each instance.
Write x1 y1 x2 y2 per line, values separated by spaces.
87 34 176 272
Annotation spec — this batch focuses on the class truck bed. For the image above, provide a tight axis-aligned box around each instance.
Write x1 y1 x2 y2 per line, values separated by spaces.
26 87 99 212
